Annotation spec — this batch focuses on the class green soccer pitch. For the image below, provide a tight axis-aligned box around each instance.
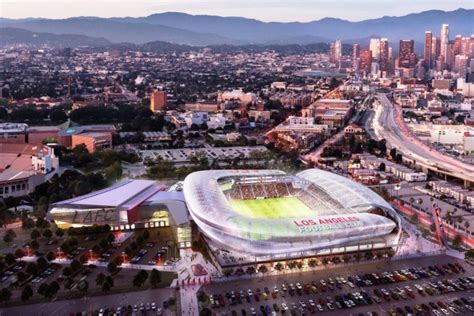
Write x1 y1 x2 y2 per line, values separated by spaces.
228 196 315 219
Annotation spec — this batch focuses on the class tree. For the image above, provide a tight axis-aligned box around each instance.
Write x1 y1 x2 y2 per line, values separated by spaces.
15 248 25 258
390 148 397 160
106 233 115 244
26 262 38 275
3 229 16 244
274 263 284 271
378 162 386 172
222 269 233 278
133 270 148 287
37 257 48 271
55 228 65 238
102 281 112 292
452 234 462 248
62 266 72 277
321 258 329 265
150 269 161 288
50 108 68 123
79 254 88 264
200 308 212 316
41 281 60 299
258 265 268 274
96 272 106 286
37 283 48 297
5 253 16 265
46 251 56 262
0 288 12 303
70 259 82 272
42 228 53 239
197 291 209 303
465 249 474 261
107 261 117 274
30 240 40 250
30 229 41 240
21 285 33 301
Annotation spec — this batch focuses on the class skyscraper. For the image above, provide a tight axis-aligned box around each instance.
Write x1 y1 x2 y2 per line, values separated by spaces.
399 40 415 68
431 37 441 62
352 44 360 70
369 38 381 61
424 31 433 68
379 38 389 74
440 24 449 62
359 49 373 75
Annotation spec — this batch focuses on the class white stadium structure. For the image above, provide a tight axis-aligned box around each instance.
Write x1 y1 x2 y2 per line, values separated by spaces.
183 169 402 263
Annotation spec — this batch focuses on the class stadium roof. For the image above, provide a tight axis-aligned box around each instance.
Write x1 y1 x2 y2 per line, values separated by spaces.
53 179 162 209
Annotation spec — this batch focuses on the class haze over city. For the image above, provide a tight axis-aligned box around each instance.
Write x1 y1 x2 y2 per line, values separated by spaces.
0 0 473 21
0 1 474 316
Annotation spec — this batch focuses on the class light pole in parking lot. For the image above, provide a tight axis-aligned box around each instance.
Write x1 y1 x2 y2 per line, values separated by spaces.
122 251 127 265
89 249 94 262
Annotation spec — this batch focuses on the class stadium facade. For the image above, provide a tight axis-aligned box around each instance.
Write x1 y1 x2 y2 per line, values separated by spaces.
183 169 402 263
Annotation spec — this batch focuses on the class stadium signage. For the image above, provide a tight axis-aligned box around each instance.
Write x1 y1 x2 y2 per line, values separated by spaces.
293 216 361 233
72 209 115 224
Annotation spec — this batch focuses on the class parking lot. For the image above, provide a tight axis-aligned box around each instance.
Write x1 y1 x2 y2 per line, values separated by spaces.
200 255 474 316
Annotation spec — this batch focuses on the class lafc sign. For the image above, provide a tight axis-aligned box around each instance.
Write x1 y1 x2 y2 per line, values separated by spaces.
72 209 115 224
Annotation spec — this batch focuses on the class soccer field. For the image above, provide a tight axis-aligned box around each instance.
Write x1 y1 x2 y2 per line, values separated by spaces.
229 196 314 219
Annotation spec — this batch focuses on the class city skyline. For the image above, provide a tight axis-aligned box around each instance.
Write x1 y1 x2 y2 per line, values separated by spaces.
1 0 473 22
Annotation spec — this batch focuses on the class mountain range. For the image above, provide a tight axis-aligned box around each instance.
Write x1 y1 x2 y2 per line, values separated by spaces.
0 8 472 48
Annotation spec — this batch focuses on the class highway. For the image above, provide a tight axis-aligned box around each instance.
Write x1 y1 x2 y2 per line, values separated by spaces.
369 93 474 183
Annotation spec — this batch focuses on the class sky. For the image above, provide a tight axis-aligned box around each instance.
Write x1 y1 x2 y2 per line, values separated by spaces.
1 0 472 22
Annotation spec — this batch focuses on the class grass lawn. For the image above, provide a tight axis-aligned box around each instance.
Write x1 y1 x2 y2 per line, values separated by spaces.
228 196 314 219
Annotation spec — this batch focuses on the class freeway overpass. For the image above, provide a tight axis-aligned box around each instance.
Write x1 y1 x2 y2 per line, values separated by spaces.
368 93 474 187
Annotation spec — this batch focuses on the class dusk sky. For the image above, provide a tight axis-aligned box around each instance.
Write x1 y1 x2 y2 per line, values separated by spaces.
1 0 473 21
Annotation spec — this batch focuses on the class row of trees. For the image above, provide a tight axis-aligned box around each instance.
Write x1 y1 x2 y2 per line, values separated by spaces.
223 250 396 277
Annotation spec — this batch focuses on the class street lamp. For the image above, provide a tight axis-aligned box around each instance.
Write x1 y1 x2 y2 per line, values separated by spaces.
121 251 126 265
26 245 30 257
89 249 93 262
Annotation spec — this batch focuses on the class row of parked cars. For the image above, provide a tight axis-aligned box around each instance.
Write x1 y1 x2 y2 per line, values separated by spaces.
31 264 60 284
209 262 466 309
0 261 25 283
387 297 474 316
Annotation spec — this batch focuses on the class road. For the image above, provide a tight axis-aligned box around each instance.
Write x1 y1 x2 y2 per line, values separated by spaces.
369 93 474 183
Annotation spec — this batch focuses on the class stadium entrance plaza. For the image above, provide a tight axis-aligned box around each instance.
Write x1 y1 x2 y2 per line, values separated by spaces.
199 255 474 316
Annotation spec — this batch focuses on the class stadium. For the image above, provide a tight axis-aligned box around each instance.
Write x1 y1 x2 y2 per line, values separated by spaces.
183 169 402 264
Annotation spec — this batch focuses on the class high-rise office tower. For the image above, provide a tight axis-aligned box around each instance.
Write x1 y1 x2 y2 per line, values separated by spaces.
379 38 389 73
369 38 381 61
452 35 463 56
399 40 415 68
352 44 360 70
359 49 373 75
440 24 449 62
424 31 433 68
330 40 342 65
432 37 441 62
